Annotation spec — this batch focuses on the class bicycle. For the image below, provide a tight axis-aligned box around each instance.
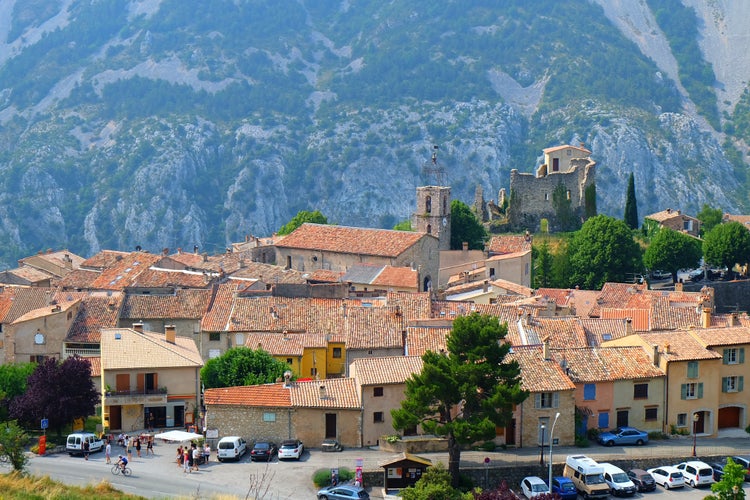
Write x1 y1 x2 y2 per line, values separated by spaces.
111 463 132 476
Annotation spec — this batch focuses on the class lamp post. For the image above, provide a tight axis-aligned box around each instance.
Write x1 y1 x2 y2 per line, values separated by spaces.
548 412 561 493
539 423 546 466
691 412 699 457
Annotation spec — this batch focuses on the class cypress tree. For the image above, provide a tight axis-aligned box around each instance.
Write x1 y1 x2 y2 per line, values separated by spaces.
624 173 639 229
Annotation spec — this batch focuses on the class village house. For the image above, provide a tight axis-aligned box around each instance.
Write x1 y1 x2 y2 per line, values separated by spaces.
485 234 533 288
644 208 701 238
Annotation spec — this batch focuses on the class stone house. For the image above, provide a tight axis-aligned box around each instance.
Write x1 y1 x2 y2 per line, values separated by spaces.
100 324 203 432
643 208 701 237
349 356 424 447
274 223 439 293
486 234 533 288
340 264 420 295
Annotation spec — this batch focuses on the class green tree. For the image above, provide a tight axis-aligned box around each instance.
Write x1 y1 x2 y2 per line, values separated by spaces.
392 313 528 487
450 200 487 250
400 462 472 500
697 204 723 236
201 347 290 389
643 228 702 281
623 173 639 229
0 420 30 472
703 221 750 273
706 457 746 500
0 363 35 421
568 215 643 289
584 182 597 220
550 238 573 288
393 220 413 231
552 183 577 232
533 241 553 288
277 210 328 235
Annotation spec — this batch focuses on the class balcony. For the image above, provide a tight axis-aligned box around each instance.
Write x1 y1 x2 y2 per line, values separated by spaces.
104 387 168 406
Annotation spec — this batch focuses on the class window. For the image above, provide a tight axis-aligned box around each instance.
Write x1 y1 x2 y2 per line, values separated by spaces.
311 367 318 377
426 224 432 234
687 361 699 378
645 407 658 421
208 349 221 358
723 348 745 365
373 387 384 397
633 383 649 399
535 392 559 409
583 384 596 401
425 195 432 213
373 412 384 423
332 347 342 358
677 413 687 427
723 376 744 393
545 193 549 201
209 332 220 342
681 382 703 399
262 412 276 422
286 358 293 364
566 190 571 200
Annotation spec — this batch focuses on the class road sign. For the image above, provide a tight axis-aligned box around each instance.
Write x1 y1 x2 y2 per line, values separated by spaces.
41 418 48 430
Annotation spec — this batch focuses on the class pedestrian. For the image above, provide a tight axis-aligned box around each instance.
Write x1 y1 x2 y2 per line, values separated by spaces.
192 444 200 471
203 442 210 463
177 446 183 466
149 412 155 432
135 437 141 458
105 439 112 464
127 438 132 461
147 436 154 456
83 439 90 461
183 448 191 474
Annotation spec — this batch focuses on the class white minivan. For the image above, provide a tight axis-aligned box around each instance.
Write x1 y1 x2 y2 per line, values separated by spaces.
601 463 637 496
217 436 247 462
675 461 714 487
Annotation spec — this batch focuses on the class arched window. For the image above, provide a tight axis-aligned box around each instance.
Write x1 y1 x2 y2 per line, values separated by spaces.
426 224 432 234
425 195 432 213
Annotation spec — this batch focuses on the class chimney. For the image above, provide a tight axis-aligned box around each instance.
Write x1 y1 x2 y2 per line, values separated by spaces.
177 247 182 254
652 344 660 366
133 322 144 333
203 252 209 262
625 317 633 336
543 337 551 361
283 370 292 388
193 245 199 254
701 307 711 329
462 242 468 252
165 324 176 344
483 280 489 293
732 312 739 327
675 282 683 292
319 385 327 399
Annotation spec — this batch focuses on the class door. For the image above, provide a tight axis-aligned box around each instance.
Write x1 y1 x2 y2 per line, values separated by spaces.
109 405 122 431
694 411 705 434
115 374 130 393
616 410 629 428
718 406 741 428
325 413 337 438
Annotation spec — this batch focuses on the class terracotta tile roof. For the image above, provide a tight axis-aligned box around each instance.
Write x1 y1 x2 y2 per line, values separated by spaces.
228 296 348 335
228 261 308 284
405 326 450 357
688 326 750 347
88 253 163 290
350 356 423 386
508 346 576 392
515 316 589 348
204 383 292 407
723 214 750 228
201 283 240 332
489 278 534 297
58 269 101 290
387 292 433 321
550 346 664 382
121 289 212 320
371 266 419 289
65 292 124 343
291 377 360 409
127 268 215 288
345 306 404 350
569 289 600 318
4 266 54 283
639 331 721 362
244 332 305 355
162 251 246 274
81 250 132 270
306 269 345 283
1 288 85 323
85 356 101 377
645 208 693 223
543 144 592 155
600 308 651 332
100 327 203 369
487 235 532 255
275 223 428 258
19 249 84 272
579 318 630 346
536 288 574 307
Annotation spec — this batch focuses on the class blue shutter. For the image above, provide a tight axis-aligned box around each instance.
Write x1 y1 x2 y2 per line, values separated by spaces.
697 382 704 398
723 349 730 365
740 376 744 392
584 384 596 400
722 377 728 393
681 384 687 400
598 412 609 429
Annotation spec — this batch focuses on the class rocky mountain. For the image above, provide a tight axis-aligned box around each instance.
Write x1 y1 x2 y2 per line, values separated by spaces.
0 0 748 267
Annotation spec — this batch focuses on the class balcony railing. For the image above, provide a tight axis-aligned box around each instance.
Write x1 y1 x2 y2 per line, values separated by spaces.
104 387 168 405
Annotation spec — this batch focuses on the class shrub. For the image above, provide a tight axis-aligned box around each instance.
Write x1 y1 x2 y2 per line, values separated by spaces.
479 441 496 452
648 431 669 440
586 428 600 441
575 436 590 447
383 434 401 444
312 467 354 487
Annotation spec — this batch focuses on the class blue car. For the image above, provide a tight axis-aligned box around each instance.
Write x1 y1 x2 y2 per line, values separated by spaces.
597 426 649 446
551 476 578 500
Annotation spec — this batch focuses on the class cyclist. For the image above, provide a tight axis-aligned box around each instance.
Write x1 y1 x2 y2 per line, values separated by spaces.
117 454 129 472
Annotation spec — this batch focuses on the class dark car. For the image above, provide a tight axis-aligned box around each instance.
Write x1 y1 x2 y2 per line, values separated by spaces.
730 457 750 481
710 463 727 482
627 468 656 492
551 476 578 500
250 441 277 462
597 426 649 446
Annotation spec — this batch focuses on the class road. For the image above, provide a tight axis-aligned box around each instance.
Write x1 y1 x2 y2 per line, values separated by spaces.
12 435 750 499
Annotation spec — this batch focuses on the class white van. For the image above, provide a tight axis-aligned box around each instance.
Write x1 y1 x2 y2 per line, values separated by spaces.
217 436 247 462
601 463 637 496
563 455 610 499
66 432 104 456
675 461 714 487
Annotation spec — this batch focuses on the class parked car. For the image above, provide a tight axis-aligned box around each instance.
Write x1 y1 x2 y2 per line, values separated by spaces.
601 463 637 496
278 439 304 460
66 432 104 456
596 427 649 446
321 439 344 452
216 436 247 462
317 484 369 500
730 456 750 481
648 466 685 489
250 441 277 462
626 468 656 492
675 461 714 487
710 462 727 482
551 476 579 500
521 476 549 499
650 270 672 280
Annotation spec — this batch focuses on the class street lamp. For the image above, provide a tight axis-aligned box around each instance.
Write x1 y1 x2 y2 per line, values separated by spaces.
539 423 546 466
691 412 700 457
549 412 561 493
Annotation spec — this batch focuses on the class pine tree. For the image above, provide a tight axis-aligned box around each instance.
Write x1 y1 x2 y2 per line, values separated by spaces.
624 173 639 229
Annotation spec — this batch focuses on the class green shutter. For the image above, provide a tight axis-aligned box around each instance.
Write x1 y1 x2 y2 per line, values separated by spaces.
553 392 559 408
681 384 687 400
722 377 728 393
740 376 744 392
697 382 704 398
723 349 730 365
741 348 745 364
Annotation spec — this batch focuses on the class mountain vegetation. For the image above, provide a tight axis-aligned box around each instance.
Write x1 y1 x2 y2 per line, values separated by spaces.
0 1 748 266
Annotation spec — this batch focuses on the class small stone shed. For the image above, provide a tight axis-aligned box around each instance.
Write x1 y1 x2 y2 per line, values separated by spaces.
378 452 432 490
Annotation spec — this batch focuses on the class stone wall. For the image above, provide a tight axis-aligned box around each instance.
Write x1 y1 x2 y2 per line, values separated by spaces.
208 405 293 443
682 280 750 314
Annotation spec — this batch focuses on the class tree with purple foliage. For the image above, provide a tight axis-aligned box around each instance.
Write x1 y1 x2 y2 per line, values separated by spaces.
9 356 99 436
